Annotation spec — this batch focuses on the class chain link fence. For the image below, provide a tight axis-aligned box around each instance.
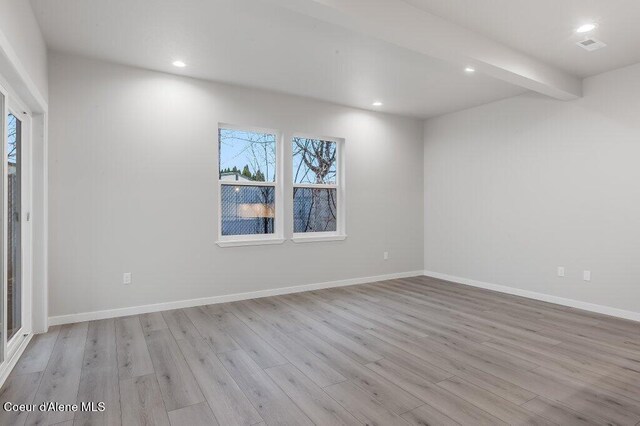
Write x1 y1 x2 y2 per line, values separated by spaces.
293 187 337 233
221 185 275 236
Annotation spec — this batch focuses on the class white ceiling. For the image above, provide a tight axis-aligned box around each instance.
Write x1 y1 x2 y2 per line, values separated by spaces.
29 0 640 118
30 0 525 118
406 0 640 77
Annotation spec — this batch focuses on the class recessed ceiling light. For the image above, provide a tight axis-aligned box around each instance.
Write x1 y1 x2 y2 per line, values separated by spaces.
464 67 475 73
372 101 383 106
172 60 187 68
576 23 597 33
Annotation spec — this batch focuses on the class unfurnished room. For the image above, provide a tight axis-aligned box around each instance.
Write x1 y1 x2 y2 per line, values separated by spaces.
0 0 639 425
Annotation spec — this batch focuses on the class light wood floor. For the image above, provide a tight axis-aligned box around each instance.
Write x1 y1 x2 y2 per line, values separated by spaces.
2 276 640 426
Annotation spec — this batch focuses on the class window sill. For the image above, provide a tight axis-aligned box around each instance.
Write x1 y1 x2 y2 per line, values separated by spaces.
292 234 347 244
216 238 285 248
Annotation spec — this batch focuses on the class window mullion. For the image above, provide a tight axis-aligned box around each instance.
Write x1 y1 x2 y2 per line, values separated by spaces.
221 181 276 187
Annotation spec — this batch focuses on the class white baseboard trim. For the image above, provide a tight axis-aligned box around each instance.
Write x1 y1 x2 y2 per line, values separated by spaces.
0 332 33 389
48 270 424 326
423 270 640 323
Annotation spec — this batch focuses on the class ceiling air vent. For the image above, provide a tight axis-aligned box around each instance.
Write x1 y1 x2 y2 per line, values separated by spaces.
576 38 607 51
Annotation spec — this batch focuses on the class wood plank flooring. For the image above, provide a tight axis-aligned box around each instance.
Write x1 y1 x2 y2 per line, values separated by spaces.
2 276 640 425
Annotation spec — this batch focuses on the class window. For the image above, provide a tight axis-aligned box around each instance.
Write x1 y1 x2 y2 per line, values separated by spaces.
217 125 283 246
292 136 345 241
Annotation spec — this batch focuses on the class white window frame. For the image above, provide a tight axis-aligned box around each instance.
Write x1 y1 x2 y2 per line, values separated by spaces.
216 123 284 247
291 134 346 243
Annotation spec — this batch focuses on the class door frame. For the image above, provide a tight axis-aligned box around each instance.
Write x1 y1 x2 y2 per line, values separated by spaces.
0 25 47 389
0 83 33 363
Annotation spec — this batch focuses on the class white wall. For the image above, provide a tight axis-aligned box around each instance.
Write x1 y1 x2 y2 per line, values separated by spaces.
424 62 640 316
0 0 48 105
48 52 424 318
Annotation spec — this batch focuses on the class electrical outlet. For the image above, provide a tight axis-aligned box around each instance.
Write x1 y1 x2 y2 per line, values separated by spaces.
383 251 389 260
123 272 132 285
557 267 565 277
583 270 591 282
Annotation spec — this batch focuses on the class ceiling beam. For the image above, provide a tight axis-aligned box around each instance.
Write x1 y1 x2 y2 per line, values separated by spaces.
267 0 582 100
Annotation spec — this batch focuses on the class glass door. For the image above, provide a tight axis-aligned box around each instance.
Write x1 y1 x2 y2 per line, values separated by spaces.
0 85 31 366
0 87 5 365
7 111 21 343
